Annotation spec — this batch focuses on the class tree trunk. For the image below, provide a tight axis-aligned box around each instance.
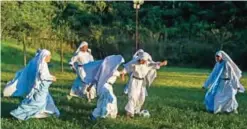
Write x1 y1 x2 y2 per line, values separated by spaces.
60 41 64 72
23 36 27 66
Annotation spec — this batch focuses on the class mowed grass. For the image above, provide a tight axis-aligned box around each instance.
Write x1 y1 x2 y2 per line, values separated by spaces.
1 42 247 129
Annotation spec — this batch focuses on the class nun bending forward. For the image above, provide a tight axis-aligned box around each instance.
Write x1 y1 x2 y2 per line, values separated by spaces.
10 49 60 120
203 50 245 114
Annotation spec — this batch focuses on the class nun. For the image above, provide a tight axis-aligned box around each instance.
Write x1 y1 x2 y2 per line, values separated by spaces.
10 49 60 120
69 41 95 99
3 49 41 97
123 49 144 94
90 55 125 120
122 53 167 118
124 50 158 97
203 50 245 114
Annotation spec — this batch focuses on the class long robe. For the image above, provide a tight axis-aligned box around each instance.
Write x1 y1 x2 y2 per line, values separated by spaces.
204 61 241 113
92 71 120 119
10 61 59 120
69 51 94 98
123 52 157 95
125 62 160 115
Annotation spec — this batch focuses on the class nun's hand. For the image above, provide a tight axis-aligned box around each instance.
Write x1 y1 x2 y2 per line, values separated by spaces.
160 60 168 66
52 76 57 82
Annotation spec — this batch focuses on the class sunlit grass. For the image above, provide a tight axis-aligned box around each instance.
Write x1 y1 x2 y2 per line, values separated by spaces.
1 42 247 129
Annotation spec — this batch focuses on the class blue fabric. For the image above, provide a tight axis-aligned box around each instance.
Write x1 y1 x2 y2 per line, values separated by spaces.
4 57 38 97
10 80 59 120
204 61 225 112
70 60 102 97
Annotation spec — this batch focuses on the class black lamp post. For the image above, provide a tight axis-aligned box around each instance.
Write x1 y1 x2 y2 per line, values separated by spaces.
133 0 144 51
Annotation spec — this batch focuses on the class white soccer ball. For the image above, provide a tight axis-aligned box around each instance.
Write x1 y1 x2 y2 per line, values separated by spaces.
140 110 150 118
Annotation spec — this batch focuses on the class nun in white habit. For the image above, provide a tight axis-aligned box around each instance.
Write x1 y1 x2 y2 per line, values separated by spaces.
122 53 167 118
10 49 60 120
69 41 95 98
203 50 245 114
123 49 144 94
124 50 158 97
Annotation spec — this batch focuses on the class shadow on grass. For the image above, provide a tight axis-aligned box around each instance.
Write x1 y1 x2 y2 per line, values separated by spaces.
1 100 20 118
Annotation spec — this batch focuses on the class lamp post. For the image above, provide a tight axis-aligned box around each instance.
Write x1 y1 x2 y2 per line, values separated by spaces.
133 0 144 51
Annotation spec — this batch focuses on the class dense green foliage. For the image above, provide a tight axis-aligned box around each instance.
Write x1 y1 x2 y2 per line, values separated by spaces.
1 1 247 69
1 43 247 129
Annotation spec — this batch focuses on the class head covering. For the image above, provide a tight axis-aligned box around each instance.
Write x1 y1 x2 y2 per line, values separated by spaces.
133 49 144 58
140 52 150 61
94 55 125 95
3 50 45 97
204 50 244 92
216 51 242 79
75 41 88 54
36 49 51 72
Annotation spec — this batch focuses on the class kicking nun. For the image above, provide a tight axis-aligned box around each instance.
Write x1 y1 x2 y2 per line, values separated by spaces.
122 53 167 118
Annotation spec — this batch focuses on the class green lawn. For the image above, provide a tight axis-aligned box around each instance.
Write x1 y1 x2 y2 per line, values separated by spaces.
1 42 247 129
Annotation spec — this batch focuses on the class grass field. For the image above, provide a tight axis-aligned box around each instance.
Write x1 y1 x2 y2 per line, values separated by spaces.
1 42 247 129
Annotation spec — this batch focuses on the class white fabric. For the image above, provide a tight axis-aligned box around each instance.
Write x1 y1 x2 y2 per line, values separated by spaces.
133 49 144 59
125 62 160 115
3 49 41 97
123 51 158 97
94 55 125 95
69 51 94 66
204 50 244 114
33 49 53 89
214 61 239 113
140 52 150 61
75 41 88 54
69 46 94 99
209 50 245 92
92 71 120 118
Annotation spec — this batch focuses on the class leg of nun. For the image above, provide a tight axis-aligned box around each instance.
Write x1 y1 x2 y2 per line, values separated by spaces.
106 85 118 118
92 95 104 118
135 86 146 114
125 79 143 116
214 81 238 113
44 94 60 117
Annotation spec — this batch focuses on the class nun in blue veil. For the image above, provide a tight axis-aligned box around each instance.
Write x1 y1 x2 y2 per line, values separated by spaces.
10 49 60 120
203 50 245 114
3 49 41 97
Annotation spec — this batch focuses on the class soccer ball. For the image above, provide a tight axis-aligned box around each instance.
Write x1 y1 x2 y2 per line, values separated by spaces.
140 110 150 118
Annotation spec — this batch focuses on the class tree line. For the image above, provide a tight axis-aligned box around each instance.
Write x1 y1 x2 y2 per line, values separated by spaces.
1 1 247 70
